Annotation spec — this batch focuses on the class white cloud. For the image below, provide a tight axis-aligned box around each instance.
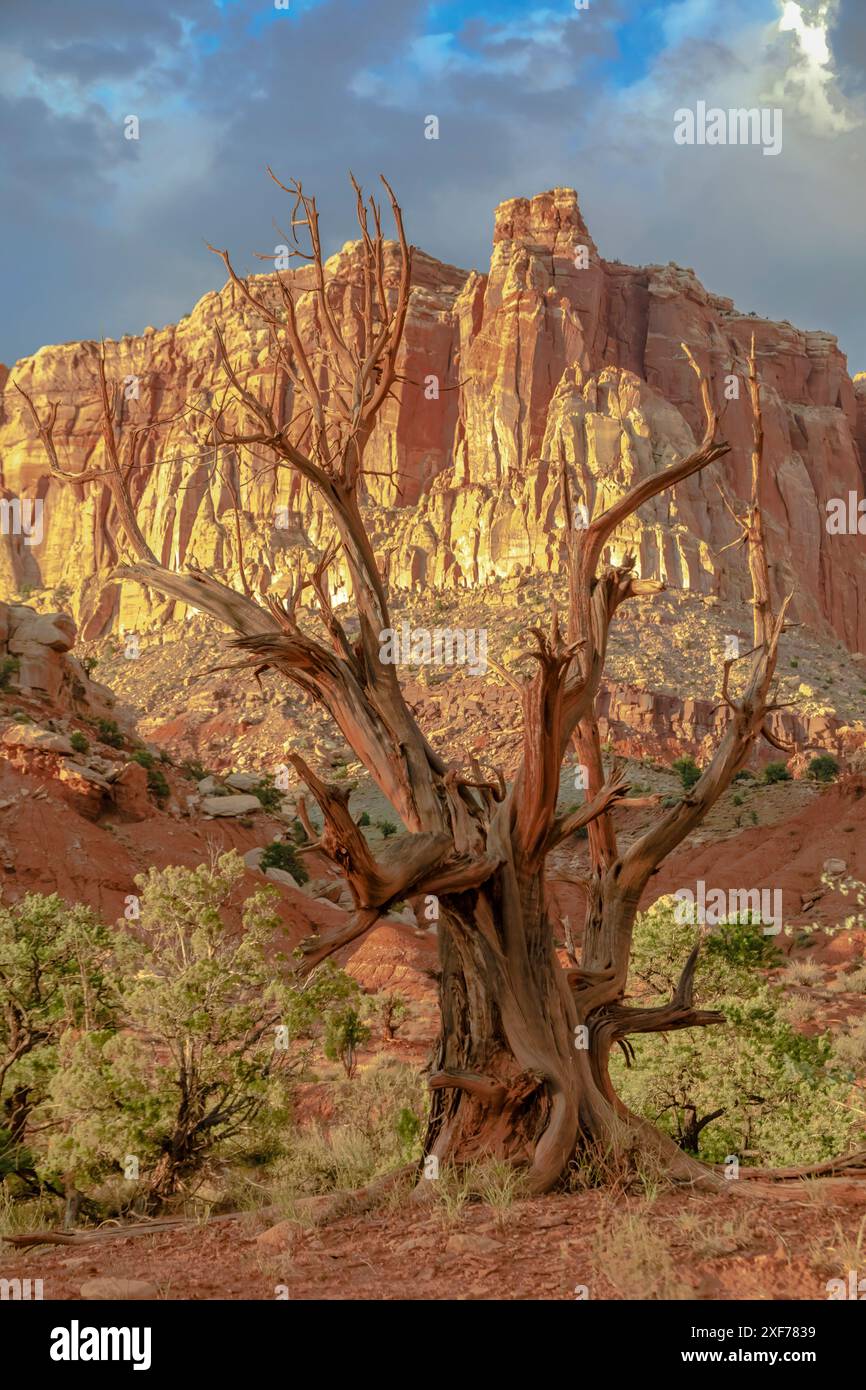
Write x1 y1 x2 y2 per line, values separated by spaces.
775 0 860 134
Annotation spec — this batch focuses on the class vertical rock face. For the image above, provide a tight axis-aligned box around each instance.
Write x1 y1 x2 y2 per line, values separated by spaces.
855 374 866 470
1 189 864 650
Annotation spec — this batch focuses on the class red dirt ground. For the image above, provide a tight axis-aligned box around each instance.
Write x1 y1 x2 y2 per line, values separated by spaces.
4 1181 866 1301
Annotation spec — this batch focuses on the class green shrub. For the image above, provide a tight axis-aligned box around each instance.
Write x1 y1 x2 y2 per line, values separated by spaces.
181 760 210 782
96 718 124 749
0 895 115 1178
377 819 398 839
671 756 701 790
324 1006 371 1078
0 656 21 691
259 839 309 884
146 768 170 803
763 761 792 784
613 897 860 1167
357 811 371 827
276 1061 426 1196
704 915 783 971
395 1106 422 1159
289 818 308 845
131 749 155 769
251 776 282 813
69 730 89 755
808 754 839 783
364 991 409 1041
45 852 348 1204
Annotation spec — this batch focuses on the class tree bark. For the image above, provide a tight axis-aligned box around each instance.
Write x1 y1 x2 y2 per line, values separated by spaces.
422 865 717 1193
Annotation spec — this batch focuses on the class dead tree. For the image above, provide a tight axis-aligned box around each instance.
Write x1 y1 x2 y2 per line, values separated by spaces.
17 174 792 1192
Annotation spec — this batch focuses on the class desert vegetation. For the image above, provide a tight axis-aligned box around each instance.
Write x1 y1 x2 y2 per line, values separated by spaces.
1 851 423 1222
3 869 866 1255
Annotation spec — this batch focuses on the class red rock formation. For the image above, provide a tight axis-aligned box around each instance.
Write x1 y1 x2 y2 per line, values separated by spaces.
0 601 119 718
2 190 864 650
595 680 862 765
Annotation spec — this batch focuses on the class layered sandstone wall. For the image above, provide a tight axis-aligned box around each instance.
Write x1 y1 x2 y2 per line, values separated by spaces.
1 189 864 650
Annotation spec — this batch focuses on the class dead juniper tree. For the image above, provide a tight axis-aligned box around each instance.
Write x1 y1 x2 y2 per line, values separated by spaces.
18 174 793 1193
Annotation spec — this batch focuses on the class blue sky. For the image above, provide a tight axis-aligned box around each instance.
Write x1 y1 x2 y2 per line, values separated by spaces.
1 0 864 369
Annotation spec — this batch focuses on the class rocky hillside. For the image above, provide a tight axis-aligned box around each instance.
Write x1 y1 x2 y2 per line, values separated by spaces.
2 189 864 651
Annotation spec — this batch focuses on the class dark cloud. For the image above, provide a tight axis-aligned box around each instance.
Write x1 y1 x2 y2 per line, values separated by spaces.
828 0 866 94
0 0 212 61
25 39 161 84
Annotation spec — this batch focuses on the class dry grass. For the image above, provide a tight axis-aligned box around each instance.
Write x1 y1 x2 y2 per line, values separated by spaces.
466 1158 528 1230
807 1214 866 1276
674 1208 757 1259
0 1189 59 1239
594 1206 693 1300
783 958 824 986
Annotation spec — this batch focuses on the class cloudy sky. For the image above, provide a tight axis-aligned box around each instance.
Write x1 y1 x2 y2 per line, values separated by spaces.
1 0 864 371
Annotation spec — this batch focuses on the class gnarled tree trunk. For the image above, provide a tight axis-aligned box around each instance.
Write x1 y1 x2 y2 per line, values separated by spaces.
425 862 720 1192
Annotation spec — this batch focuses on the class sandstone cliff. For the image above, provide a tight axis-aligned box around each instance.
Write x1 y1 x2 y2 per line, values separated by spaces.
2 189 864 650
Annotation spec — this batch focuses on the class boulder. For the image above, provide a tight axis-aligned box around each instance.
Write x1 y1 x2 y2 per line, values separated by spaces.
3 608 76 704
59 760 112 789
10 611 76 652
200 793 261 817
1 723 73 754
0 601 120 720
80 1278 159 1301
264 866 300 888
386 906 419 929
310 879 344 904
255 1219 305 1251
225 772 261 791
112 761 151 819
